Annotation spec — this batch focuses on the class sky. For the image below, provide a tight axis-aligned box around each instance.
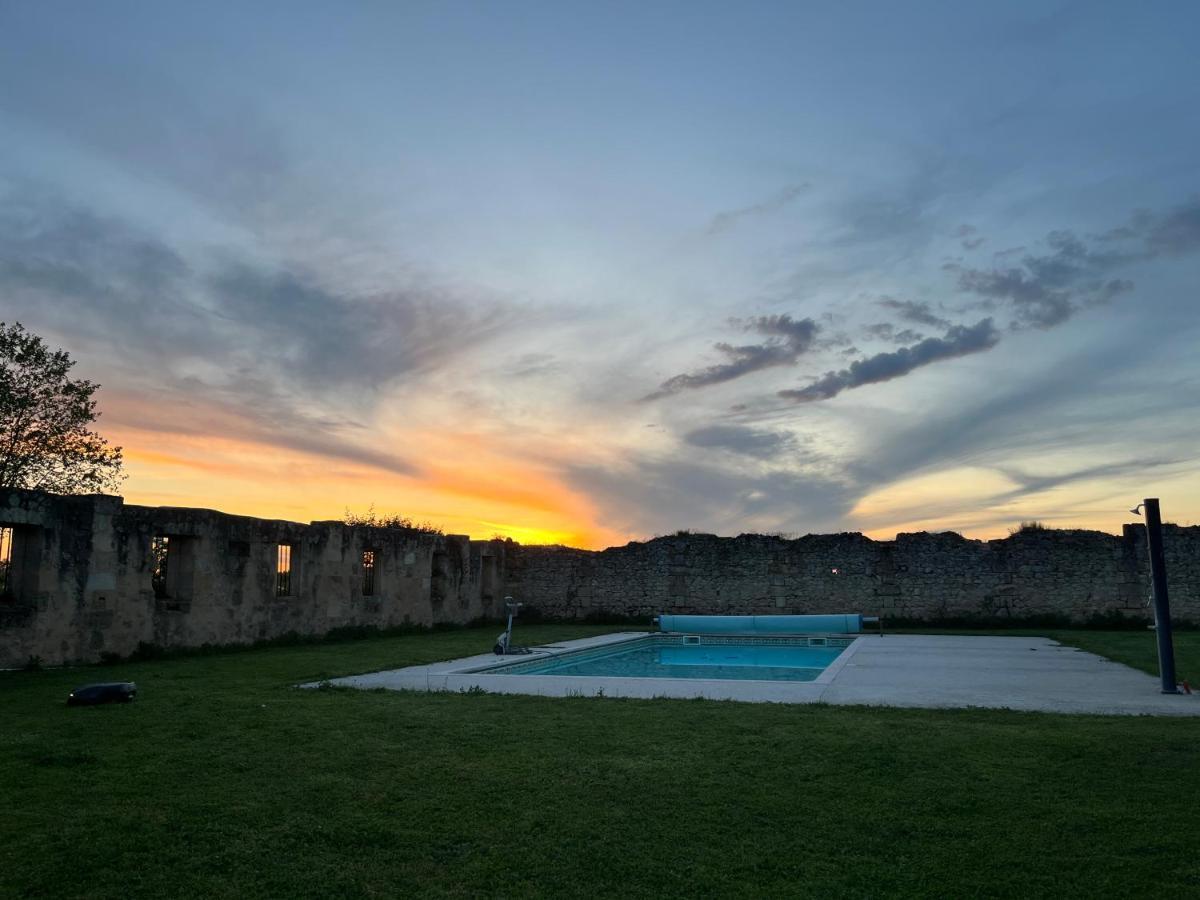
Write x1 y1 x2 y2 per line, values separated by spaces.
1 1 1198 548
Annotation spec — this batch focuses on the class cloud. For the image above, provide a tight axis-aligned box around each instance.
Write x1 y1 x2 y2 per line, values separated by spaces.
840 327 1200 513
206 260 512 391
659 200 1197 414
823 153 971 250
643 314 819 400
493 352 561 379
955 266 1075 328
706 183 809 235
877 296 951 329
993 458 1176 500
953 233 1136 328
0 183 521 476
566 455 856 538
779 318 1000 403
0 183 515 390
684 424 799 459
952 199 1200 329
101 381 420 477
955 224 986 250
862 323 925 344
1133 198 1200 256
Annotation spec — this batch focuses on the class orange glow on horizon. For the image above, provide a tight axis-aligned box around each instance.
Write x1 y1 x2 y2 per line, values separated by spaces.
111 423 629 549
105 398 1198 551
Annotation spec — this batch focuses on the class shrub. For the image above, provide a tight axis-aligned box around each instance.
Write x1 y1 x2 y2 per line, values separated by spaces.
1009 520 1049 535
343 504 442 535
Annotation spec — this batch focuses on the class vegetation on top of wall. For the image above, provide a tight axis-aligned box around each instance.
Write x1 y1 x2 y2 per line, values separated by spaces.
1009 520 1050 534
342 504 443 535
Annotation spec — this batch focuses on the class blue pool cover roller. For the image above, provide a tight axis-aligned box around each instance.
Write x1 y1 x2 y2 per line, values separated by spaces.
657 614 865 634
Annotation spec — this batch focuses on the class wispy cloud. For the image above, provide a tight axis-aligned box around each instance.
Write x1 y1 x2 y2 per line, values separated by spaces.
862 323 925 344
950 199 1200 329
779 318 1000 403
876 296 950 329
0 182 522 476
566 454 855 537
684 424 799 459
706 183 809 235
1096 200 1200 256
954 224 986 250
642 314 820 400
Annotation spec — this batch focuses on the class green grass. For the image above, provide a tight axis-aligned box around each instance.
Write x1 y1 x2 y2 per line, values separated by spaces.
2 624 1199 899
1052 629 1198 684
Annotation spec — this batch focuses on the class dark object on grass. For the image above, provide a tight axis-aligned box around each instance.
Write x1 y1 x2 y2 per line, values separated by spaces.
67 682 137 706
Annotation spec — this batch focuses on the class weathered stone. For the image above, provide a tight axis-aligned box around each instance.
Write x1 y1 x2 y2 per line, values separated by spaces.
0 489 507 667
3 487 1198 667
505 526 1199 628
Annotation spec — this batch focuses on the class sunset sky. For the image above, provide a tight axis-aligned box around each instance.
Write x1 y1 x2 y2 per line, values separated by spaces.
1 2 1198 548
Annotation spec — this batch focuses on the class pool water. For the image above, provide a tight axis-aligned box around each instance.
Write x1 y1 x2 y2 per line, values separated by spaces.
488 636 850 682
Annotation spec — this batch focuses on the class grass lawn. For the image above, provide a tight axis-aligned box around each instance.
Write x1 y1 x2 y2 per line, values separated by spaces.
3 624 1199 899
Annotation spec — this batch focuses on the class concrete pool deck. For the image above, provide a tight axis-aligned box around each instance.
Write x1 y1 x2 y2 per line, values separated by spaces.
310 632 1200 716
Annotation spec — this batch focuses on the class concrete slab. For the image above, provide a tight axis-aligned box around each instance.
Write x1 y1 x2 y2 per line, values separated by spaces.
305 632 1200 716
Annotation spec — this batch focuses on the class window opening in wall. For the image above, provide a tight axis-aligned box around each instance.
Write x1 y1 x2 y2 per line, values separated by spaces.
0 525 42 608
275 543 292 597
151 535 170 599
0 527 13 599
362 549 376 596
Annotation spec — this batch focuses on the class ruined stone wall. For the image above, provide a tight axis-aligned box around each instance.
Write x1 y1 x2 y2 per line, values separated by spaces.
0 489 508 667
505 527 1200 625
3 486 1197 667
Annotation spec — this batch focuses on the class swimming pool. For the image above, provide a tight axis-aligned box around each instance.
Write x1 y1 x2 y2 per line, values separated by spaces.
478 634 853 682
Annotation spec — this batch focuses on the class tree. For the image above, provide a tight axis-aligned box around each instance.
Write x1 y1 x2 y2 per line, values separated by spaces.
0 322 124 495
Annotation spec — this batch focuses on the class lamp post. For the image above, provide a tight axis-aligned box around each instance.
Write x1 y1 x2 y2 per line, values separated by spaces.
1131 498 1179 694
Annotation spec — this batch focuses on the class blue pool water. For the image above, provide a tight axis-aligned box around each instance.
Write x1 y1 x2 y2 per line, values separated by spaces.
488 637 849 682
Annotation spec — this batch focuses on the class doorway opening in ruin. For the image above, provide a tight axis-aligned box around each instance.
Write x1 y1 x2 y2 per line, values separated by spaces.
0 524 38 619
150 534 197 608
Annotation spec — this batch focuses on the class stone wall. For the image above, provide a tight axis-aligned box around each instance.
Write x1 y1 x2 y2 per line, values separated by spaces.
505 527 1200 625
3 486 1197 667
0 489 508 667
